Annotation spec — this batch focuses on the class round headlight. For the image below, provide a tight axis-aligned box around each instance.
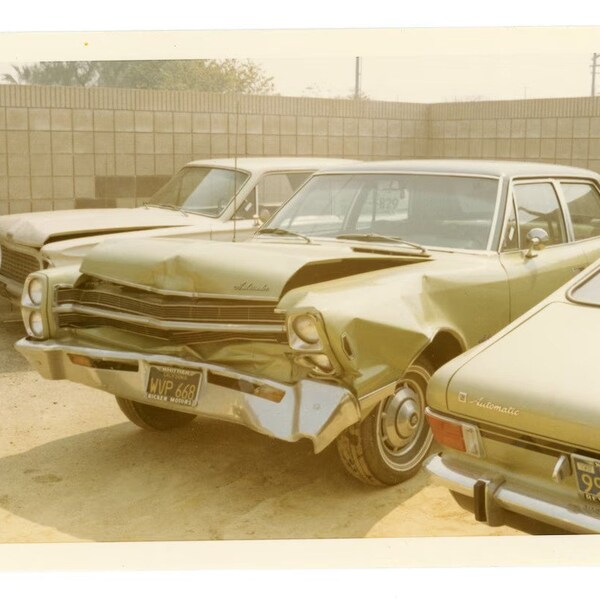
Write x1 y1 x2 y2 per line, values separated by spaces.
292 314 320 344
310 354 333 372
29 311 45 337
27 278 44 306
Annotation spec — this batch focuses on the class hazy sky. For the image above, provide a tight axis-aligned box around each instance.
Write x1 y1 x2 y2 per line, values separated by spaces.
1 28 600 103
257 53 595 102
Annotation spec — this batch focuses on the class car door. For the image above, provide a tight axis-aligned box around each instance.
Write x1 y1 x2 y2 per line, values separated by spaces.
499 178 588 320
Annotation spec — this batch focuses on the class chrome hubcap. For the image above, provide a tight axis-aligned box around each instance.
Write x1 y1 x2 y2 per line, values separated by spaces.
374 363 434 473
380 383 423 453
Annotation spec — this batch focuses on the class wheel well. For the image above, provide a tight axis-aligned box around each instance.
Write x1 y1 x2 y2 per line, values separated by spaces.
418 331 465 372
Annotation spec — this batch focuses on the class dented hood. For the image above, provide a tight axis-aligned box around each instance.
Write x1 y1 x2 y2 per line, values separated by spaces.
0 207 206 248
80 238 428 300
443 301 600 452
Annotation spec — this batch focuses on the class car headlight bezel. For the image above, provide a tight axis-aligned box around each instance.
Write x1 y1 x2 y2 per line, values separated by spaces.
28 310 45 338
21 274 50 340
287 311 325 353
27 277 44 306
291 314 320 345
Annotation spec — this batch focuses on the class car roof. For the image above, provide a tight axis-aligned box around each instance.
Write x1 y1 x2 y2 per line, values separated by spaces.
185 156 359 174
312 159 600 179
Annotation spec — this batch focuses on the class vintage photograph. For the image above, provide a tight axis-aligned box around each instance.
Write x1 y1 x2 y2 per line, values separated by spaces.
1 27 600 552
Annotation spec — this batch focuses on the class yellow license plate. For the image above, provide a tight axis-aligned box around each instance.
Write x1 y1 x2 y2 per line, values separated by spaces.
145 365 202 408
572 454 600 503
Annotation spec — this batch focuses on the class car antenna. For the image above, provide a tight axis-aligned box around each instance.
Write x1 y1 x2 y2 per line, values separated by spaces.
232 98 240 243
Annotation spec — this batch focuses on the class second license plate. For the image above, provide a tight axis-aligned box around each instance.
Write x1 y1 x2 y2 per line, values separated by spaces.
572 454 600 503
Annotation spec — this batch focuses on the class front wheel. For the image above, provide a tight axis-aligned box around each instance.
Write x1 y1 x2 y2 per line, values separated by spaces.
336 356 434 486
116 397 197 431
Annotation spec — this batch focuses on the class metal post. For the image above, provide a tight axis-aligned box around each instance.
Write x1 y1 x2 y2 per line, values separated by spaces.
354 57 362 100
593 53 599 97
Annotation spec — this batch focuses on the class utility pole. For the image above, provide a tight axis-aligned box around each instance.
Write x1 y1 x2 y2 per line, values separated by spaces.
354 57 362 100
592 52 600 97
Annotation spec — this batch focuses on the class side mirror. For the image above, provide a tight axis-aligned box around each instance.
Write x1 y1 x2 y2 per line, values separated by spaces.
525 227 550 258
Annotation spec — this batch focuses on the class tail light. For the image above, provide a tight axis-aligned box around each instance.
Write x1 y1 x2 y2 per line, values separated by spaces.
426 409 485 458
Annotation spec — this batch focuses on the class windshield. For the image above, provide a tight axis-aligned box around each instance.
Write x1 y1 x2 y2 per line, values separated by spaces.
569 268 600 307
149 166 249 217
264 173 500 250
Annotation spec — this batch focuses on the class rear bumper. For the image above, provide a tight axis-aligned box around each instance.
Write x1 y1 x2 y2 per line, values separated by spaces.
425 453 600 534
16 337 361 453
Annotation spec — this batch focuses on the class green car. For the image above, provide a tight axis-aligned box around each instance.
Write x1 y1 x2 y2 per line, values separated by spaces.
425 259 600 533
15 160 600 486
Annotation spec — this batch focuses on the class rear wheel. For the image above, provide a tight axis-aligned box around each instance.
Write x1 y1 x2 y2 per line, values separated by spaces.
336 356 434 486
116 397 197 431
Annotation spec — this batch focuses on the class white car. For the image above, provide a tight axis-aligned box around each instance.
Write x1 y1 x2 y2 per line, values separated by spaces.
0 157 356 304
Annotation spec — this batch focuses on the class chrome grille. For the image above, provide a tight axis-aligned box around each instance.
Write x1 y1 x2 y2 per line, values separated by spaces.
0 245 41 284
56 287 284 324
57 313 286 345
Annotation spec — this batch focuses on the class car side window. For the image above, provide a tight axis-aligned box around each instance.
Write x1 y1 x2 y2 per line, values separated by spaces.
560 182 600 241
513 183 567 248
234 171 312 220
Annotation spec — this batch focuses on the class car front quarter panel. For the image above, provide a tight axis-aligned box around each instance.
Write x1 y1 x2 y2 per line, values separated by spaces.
278 256 509 406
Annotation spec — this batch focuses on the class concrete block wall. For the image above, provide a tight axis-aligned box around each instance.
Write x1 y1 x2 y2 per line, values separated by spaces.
0 85 429 215
2 85 600 216
427 97 600 172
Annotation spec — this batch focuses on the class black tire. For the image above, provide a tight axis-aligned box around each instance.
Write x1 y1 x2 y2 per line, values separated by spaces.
336 356 434 486
116 396 196 431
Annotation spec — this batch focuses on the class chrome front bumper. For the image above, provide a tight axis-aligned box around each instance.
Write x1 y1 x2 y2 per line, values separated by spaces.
16 337 360 453
425 453 600 534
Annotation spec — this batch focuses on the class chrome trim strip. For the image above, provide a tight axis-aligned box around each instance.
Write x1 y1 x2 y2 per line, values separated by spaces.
54 303 286 334
485 176 505 251
302 170 502 179
76 274 280 302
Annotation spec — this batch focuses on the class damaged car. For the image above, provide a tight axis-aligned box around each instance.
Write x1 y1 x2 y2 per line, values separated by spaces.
0 157 353 304
424 259 600 533
15 160 600 485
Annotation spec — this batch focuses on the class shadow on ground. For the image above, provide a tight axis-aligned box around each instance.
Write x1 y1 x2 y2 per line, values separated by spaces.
0 321 30 374
0 416 440 542
448 488 567 536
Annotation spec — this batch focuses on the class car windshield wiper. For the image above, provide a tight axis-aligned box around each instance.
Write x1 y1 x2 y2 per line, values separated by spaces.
143 202 189 216
257 227 312 243
336 233 428 254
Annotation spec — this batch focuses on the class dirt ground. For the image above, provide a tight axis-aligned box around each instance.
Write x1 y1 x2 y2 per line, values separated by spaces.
0 320 563 543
